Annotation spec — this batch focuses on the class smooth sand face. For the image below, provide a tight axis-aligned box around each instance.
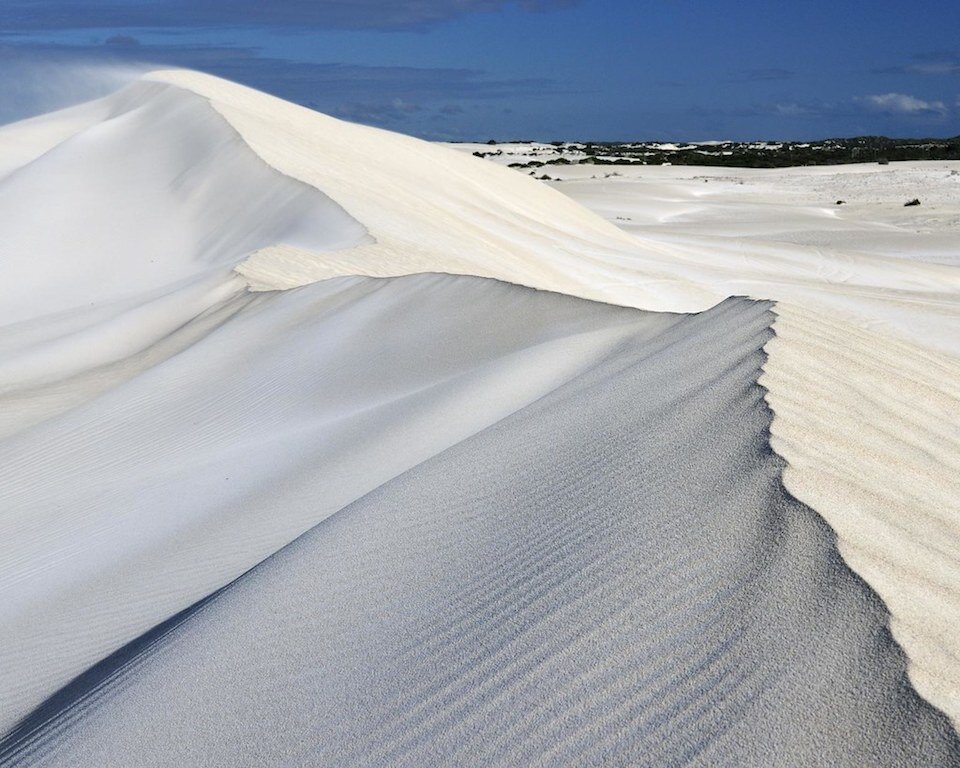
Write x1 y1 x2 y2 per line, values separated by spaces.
3 287 957 767
0 69 958 762
0 82 368 329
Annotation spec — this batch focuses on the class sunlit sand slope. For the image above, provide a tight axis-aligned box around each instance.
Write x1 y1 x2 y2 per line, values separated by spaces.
763 302 960 721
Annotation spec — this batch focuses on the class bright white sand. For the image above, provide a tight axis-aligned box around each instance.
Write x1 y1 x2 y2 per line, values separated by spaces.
0 69 957 757
166 68 957 353
536 160 960 722
0 81 368 328
145 70 960 724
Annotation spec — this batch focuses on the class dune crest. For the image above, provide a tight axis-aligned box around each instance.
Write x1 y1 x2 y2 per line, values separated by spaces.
0 80 369 328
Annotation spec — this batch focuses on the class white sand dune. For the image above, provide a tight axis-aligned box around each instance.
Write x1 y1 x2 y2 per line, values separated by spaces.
532 161 960 722
0 81 368 328
0 274 679 734
3 290 957 767
154 69 960 725
0 78 369 441
0 70 958 763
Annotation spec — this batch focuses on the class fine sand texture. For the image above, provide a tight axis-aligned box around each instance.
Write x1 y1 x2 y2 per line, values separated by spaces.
2 285 957 767
543 161 960 724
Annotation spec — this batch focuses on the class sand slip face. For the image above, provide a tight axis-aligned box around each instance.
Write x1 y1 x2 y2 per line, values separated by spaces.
3 289 956 767
0 77 371 442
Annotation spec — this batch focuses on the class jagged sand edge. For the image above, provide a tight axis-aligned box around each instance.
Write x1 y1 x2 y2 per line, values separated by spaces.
762 301 960 724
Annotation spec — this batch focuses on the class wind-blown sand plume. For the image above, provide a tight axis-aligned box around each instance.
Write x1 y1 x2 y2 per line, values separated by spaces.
2 290 957 767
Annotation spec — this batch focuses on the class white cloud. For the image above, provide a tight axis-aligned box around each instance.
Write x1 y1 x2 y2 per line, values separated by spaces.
907 53 960 76
859 93 947 115
911 60 960 75
774 103 808 117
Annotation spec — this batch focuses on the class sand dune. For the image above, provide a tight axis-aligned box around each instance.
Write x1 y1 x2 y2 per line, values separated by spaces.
763 303 960 721
0 69 958 764
0 80 367 328
0 273 685 735
4 290 957 767
0 77 368 440
152 69 960 729
546 163 960 724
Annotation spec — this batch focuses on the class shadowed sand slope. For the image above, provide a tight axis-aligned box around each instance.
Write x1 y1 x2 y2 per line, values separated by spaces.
3 285 956 767
0 274 682 734
0 78 371 443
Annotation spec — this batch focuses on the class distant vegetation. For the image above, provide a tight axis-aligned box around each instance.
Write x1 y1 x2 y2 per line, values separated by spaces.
473 136 960 169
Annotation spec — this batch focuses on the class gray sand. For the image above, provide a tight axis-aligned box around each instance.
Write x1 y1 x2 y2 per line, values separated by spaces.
2 277 956 767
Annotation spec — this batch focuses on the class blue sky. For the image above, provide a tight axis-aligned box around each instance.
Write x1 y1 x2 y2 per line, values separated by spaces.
1 0 959 140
